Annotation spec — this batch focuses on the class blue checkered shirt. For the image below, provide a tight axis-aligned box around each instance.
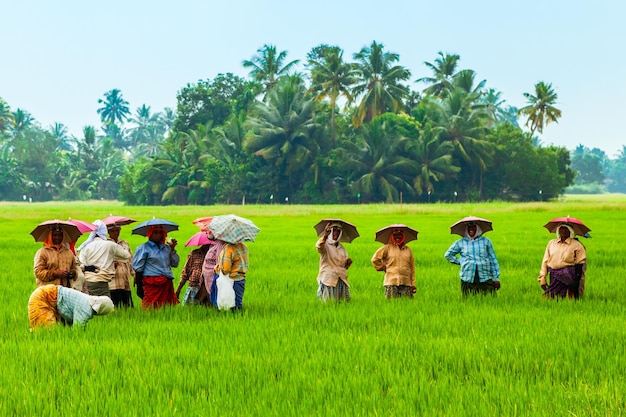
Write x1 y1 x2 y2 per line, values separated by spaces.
57 286 95 327
444 236 500 283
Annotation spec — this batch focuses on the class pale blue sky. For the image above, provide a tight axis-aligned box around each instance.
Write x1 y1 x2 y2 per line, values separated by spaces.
2 0 625 156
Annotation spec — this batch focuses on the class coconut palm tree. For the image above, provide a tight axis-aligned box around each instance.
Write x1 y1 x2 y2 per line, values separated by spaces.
416 52 461 97
518 81 562 137
351 41 411 127
97 89 131 126
306 45 357 144
0 97 14 137
242 44 300 94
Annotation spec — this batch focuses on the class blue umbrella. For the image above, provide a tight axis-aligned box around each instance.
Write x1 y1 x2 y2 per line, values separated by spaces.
131 218 179 236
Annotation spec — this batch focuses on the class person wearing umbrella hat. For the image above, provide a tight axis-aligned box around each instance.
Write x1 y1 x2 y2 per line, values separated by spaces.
444 221 501 296
132 225 180 309
33 225 81 289
316 222 353 302
106 223 136 307
538 223 587 299
371 227 416 299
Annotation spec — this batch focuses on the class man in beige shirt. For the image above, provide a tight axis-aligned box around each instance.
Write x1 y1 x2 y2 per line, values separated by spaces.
538 224 586 298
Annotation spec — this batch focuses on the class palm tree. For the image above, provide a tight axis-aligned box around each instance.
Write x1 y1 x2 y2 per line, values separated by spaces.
341 117 415 202
50 123 73 151
416 52 461 97
11 109 33 136
97 89 131 126
351 41 411 127
306 45 357 144
245 75 318 194
242 44 300 94
0 97 14 137
518 81 562 136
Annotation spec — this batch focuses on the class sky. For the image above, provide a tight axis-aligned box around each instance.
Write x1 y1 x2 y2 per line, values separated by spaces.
2 0 625 156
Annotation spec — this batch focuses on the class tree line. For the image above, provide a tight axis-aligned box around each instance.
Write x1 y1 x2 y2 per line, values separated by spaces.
1 42 623 204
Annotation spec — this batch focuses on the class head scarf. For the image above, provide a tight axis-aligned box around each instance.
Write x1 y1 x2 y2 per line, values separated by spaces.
556 224 575 240
147 225 167 244
326 222 343 245
88 295 114 315
77 220 108 251
43 225 68 249
465 223 483 239
390 229 406 246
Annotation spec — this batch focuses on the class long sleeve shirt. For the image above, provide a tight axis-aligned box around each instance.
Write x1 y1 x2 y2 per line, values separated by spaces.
56 285 95 327
132 240 180 279
79 237 131 283
203 240 225 282
444 235 500 283
371 244 415 287
538 237 586 285
217 243 248 281
180 245 210 287
107 238 134 291
33 245 79 287
316 238 349 287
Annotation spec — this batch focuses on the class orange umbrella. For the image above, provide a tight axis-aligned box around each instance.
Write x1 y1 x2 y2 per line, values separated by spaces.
192 216 213 231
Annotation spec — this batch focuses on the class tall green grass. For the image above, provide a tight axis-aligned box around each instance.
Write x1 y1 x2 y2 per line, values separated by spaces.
1 198 625 416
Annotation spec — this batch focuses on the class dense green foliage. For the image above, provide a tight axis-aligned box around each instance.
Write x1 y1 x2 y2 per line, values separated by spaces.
2 198 625 416
0 44 622 204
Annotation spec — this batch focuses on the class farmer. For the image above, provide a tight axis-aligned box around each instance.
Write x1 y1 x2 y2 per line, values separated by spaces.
202 233 225 307
107 223 135 307
371 228 416 299
215 240 248 310
176 243 211 305
444 222 501 296
28 284 114 330
78 220 131 298
316 222 352 302
33 226 80 289
132 226 180 309
538 224 586 299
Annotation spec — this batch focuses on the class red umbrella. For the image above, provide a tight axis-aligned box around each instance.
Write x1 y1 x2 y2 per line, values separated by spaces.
375 224 418 244
543 216 591 236
450 216 493 236
30 220 82 243
192 216 213 231
102 215 137 226
67 218 97 234
185 231 212 247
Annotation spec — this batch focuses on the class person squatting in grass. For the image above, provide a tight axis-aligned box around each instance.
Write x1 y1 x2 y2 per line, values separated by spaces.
33 226 81 289
215 240 248 311
371 228 416 299
444 222 501 296
176 242 211 305
316 222 353 302
78 220 131 298
28 284 114 330
132 226 180 309
538 224 587 299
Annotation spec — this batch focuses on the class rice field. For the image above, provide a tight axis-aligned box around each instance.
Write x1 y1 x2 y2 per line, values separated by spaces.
1 197 625 416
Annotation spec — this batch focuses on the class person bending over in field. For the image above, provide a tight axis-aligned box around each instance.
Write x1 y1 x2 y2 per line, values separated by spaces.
538 224 586 299
371 229 416 299
28 284 114 330
444 222 501 296
316 223 352 302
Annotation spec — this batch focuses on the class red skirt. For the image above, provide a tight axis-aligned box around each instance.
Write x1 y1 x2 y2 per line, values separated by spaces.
142 276 179 309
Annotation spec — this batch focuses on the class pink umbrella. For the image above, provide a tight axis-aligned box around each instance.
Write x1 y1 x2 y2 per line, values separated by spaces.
543 216 590 236
185 231 212 247
67 218 97 234
102 215 137 226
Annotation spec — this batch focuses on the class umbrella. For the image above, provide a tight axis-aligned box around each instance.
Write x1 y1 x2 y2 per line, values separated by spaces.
102 215 137 226
67 218 97 234
313 218 360 243
131 218 179 237
185 231 212 247
30 219 82 243
208 214 260 244
543 216 591 236
375 224 418 244
192 216 213 231
450 216 493 236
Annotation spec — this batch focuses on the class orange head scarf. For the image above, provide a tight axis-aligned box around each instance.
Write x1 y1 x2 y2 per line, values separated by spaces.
147 225 167 244
390 229 406 247
43 227 68 249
